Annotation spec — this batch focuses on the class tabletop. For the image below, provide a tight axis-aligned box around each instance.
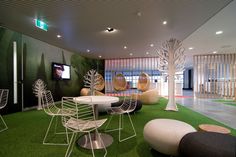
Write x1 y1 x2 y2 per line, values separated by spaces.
73 95 119 104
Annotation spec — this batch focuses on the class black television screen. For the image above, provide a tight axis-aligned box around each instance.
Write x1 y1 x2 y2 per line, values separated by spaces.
52 63 71 80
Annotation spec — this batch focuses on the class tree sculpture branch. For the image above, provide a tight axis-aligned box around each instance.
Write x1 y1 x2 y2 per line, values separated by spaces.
83 69 99 95
32 79 47 110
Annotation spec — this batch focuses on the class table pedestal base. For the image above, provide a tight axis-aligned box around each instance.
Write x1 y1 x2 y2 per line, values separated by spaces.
77 133 113 149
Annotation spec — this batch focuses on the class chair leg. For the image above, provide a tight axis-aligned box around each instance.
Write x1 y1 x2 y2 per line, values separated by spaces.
65 132 78 157
43 116 54 145
127 113 136 137
104 114 113 131
43 116 68 145
105 114 120 132
0 114 8 132
96 129 107 157
105 114 119 132
88 132 95 157
121 114 124 130
119 113 136 142
54 116 70 135
106 113 136 142
54 115 59 134
118 114 123 142
65 127 70 144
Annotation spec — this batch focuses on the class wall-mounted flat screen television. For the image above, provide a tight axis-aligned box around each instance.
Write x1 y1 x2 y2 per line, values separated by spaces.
52 62 71 80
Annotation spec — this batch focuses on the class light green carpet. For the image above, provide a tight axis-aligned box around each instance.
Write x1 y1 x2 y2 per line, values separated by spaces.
213 99 236 107
0 98 235 157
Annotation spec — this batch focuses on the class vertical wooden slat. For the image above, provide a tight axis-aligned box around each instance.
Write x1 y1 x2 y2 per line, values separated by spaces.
206 55 209 97
233 54 235 98
230 54 233 97
208 55 210 97
228 54 230 97
202 56 204 96
202 55 204 96
224 54 226 97
194 55 196 96
199 56 202 96
216 55 219 97
220 55 222 97
196 55 199 96
213 55 216 97
217 55 219 97
234 54 236 100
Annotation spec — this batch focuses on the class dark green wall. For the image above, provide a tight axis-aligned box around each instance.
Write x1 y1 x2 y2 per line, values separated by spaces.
0 28 22 113
0 27 104 114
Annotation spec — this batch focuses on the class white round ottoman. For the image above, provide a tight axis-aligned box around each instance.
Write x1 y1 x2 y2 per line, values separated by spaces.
143 119 196 156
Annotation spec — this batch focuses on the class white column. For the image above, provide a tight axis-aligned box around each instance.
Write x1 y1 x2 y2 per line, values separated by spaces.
13 41 17 104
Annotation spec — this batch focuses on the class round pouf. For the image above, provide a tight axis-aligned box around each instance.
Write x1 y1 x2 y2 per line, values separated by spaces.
179 132 236 157
143 119 196 156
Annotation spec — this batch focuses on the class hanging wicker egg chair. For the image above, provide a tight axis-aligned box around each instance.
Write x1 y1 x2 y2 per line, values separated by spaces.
137 72 150 92
94 73 105 91
112 73 127 91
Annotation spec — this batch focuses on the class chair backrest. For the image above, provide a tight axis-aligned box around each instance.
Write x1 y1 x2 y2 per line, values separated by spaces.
62 97 95 131
120 96 130 111
127 95 138 112
120 95 137 113
41 90 58 115
0 89 9 109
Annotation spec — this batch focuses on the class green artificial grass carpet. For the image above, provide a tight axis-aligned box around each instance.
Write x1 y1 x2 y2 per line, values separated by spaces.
213 99 235 102
0 98 235 157
213 99 236 107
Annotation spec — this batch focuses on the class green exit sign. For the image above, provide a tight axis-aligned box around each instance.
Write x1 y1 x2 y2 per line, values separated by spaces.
34 19 48 31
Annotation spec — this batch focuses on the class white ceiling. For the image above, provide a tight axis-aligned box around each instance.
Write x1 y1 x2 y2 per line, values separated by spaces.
0 0 235 68
183 0 236 67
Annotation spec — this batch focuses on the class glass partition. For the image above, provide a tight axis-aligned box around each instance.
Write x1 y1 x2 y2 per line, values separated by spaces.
105 57 183 96
105 58 160 96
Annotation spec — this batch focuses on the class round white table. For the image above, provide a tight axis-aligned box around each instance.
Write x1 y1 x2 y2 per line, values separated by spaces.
73 96 119 149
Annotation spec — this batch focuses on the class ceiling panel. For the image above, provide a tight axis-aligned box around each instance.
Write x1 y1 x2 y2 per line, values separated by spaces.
0 0 234 67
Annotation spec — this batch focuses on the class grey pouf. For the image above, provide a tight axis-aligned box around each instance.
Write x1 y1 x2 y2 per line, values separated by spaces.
179 132 236 157
143 119 196 156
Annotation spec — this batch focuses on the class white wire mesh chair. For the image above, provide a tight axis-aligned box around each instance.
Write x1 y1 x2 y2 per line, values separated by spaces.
0 89 9 133
105 94 137 142
61 97 107 157
41 90 76 145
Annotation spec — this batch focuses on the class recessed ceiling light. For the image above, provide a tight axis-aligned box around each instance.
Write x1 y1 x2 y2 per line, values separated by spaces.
146 52 149 55
137 12 142 17
215 31 223 35
163 21 167 25
57 34 61 38
124 46 127 49
99 55 102 58
86 49 90 53
129 53 133 56
150 44 154 47
105 27 116 33
213 51 217 54
188 47 194 50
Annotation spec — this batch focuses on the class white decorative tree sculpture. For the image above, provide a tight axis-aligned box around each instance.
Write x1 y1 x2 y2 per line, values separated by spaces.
32 79 47 110
83 69 100 95
157 38 185 111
